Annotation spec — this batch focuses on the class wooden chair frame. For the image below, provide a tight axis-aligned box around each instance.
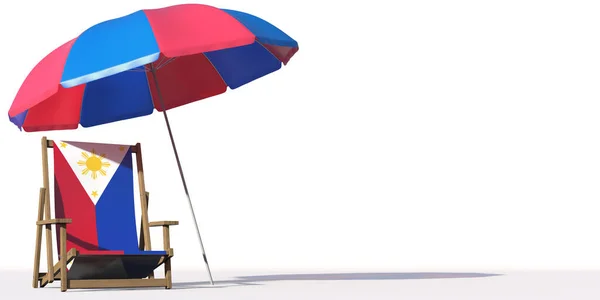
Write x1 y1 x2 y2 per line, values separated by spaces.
32 136 178 292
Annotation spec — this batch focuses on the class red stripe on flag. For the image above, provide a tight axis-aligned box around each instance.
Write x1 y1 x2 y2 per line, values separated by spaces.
54 146 102 255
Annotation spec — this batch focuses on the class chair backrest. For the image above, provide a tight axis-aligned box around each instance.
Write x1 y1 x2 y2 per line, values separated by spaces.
52 140 140 255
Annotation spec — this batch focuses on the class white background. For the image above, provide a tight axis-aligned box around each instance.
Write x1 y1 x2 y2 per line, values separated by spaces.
1 0 600 275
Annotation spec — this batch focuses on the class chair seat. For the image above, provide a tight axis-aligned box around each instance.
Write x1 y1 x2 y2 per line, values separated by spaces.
68 252 167 280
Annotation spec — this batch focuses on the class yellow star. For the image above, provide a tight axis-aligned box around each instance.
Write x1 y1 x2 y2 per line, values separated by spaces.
119 146 125 151
60 142 67 148
91 191 98 197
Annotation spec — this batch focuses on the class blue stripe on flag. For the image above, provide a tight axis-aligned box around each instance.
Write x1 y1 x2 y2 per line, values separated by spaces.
95 148 139 253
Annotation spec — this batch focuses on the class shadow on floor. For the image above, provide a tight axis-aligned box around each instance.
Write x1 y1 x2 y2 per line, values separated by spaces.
173 272 502 289
51 272 502 292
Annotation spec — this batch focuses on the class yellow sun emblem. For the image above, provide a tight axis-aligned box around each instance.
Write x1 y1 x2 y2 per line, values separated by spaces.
77 149 110 179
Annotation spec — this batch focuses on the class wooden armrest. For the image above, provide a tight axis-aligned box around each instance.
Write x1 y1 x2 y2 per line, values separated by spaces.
36 218 72 226
149 221 179 227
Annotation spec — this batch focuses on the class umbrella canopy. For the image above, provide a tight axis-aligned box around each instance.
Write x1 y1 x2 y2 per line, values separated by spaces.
8 3 298 131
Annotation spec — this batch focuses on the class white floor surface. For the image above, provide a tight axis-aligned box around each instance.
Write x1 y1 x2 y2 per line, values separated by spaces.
2 269 599 299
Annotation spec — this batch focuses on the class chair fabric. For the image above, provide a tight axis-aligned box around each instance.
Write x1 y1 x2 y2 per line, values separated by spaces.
52 140 165 256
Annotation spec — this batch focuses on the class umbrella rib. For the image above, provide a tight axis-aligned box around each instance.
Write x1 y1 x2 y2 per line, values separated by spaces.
156 57 177 70
202 53 227 85
154 55 167 68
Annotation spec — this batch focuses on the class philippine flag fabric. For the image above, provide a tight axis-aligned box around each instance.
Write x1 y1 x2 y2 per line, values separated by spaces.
53 140 140 255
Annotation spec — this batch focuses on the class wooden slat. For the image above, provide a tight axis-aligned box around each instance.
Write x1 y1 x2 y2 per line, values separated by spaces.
68 278 167 289
41 136 54 284
39 248 77 287
139 192 150 250
32 187 45 288
135 143 152 251
135 144 154 279
36 218 72 225
40 249 77 280
149 221 179 227
163 225 173 289
59 225 68 292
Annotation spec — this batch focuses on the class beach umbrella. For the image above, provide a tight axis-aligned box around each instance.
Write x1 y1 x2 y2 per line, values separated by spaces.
7 3 299 285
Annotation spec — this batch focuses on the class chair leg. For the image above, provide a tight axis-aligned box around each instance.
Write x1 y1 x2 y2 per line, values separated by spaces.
32 225 42 288
163 226 172 289
32 188 45 288
59 225 68 292
164 258 172 289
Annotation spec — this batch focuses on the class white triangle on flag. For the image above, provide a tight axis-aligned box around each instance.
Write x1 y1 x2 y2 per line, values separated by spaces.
55 140 131 205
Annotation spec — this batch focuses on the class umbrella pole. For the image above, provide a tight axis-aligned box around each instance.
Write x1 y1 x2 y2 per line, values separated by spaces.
149 66 215 285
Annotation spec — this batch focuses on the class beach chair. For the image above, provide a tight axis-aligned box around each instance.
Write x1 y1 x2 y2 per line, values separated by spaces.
32 136 178 292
